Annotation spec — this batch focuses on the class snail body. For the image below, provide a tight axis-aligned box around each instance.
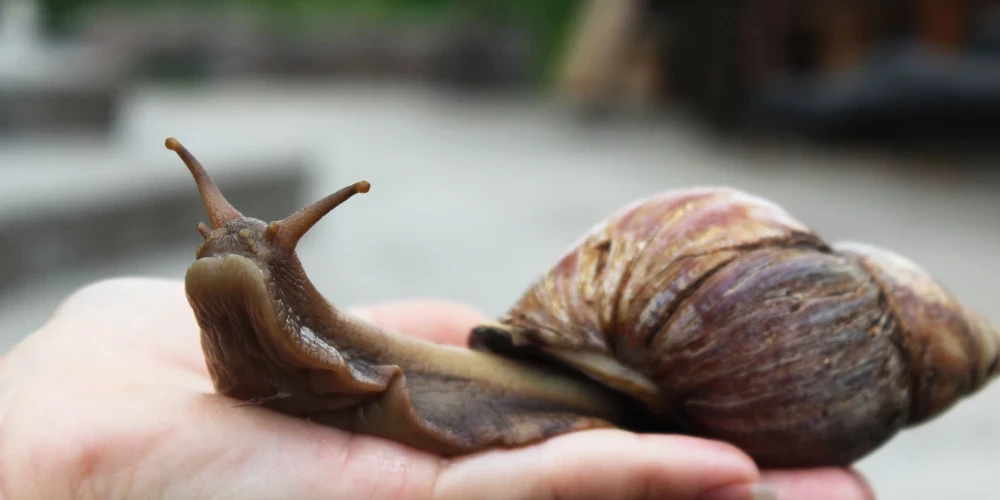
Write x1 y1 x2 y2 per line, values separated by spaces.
168 138 999 468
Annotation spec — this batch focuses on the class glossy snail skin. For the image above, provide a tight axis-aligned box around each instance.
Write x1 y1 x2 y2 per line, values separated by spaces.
169 138 1000 468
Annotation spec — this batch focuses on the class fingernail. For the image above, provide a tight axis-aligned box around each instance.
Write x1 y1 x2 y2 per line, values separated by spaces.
700 482 778 500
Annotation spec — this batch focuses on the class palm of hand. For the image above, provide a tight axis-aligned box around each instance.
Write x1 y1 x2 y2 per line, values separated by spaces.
0 278 874 500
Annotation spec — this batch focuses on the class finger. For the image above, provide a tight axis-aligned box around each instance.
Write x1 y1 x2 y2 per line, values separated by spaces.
434 429 763 500
347 299 490 345
760 468 876 500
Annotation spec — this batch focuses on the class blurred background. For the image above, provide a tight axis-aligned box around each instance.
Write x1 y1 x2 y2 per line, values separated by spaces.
0 0 998 497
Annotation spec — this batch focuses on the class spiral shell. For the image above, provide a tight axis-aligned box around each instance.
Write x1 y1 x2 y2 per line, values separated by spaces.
474 187 1000 467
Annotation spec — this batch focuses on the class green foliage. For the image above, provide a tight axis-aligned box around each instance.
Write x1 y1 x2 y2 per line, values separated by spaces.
40 0 581 83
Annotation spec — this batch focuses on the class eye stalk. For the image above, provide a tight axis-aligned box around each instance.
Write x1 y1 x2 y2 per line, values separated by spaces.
264 180 371 252
166 137 243 229
166 136 371 250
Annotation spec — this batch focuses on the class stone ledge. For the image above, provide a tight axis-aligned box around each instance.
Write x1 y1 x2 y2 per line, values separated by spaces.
0 144 309 293
0 86 120 135
0 38 126 135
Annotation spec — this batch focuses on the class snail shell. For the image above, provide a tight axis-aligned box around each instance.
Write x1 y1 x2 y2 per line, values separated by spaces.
470 187 1000 467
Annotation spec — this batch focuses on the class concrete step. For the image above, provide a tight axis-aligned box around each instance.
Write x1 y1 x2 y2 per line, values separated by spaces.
0 38 126 135
0 137 309 294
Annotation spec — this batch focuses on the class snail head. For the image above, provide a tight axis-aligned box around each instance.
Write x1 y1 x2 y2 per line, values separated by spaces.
165 137 370 267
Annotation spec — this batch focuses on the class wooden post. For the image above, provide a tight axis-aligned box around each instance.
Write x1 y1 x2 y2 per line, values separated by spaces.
918 0 969 51
810 0 874 72
555 0 646 110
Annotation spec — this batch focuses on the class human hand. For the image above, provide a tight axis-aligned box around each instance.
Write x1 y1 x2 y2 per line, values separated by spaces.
0 278 876 499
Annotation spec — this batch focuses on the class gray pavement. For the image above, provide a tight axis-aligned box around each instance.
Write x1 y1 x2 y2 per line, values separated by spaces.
1 81 998 499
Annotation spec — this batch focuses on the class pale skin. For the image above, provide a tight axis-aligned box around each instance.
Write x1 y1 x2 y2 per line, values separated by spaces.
0 278 876 500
